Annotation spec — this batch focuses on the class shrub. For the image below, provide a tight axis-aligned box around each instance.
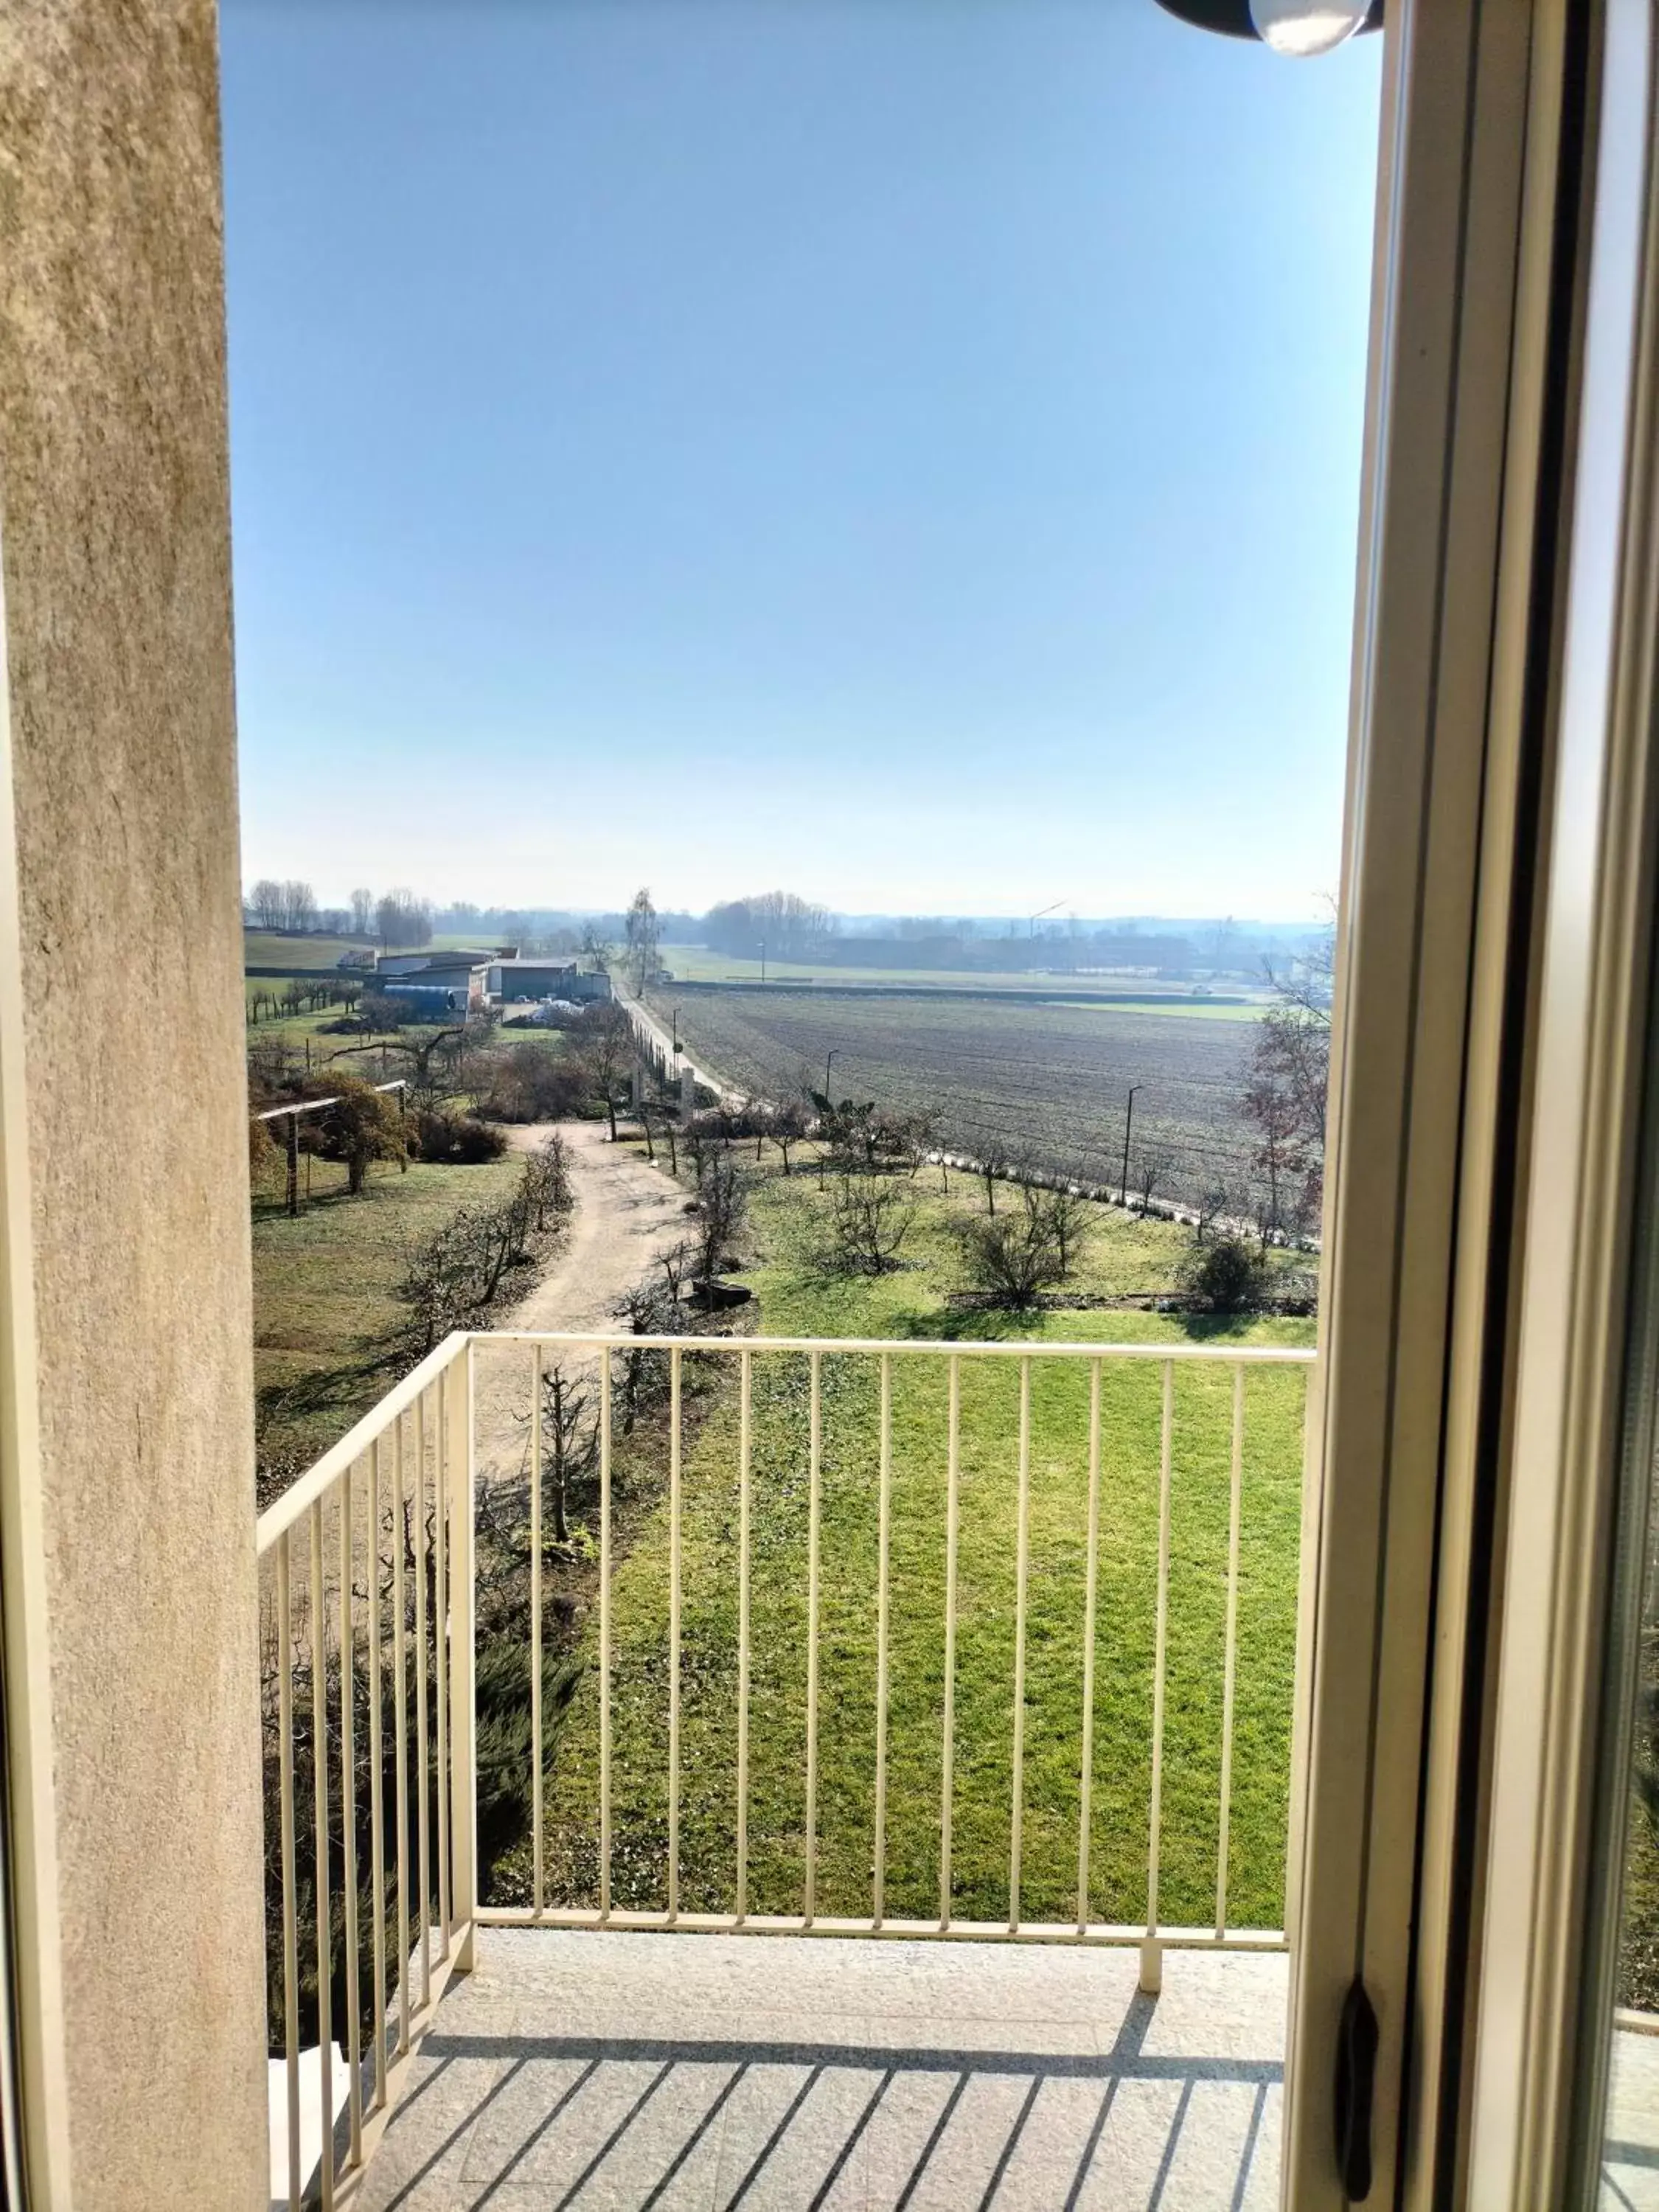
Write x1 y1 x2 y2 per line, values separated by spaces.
956 1191 1064 1307
310 1074 407 1194
523 1132 575 1228
476 1043 590 1123
412 1108 508 1165
358 992 403 1033
248 1113 282 1193
1179 1234 1270 1312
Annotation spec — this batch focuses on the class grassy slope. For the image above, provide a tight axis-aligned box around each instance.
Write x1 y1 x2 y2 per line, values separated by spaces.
254 1154 526 1470
518 1155 1313 1935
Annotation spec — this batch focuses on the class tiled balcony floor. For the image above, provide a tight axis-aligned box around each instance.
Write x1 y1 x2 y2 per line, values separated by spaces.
1605 2025 1659 2209
352 1930 1287 2211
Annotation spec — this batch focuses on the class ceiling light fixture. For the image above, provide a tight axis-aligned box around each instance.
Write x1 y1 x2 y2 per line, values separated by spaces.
1152 0 1382 52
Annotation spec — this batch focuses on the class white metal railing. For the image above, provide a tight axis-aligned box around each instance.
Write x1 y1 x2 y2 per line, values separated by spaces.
257 1332 474 2212
259 1326 1313 2206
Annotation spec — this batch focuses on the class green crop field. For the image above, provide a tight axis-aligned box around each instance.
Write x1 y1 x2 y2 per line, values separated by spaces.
650 984 1267 1214
243 929 376 970
492 1155 1313 1935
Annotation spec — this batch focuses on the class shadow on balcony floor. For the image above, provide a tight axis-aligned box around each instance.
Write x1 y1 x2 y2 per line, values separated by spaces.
352 1930 1286 2211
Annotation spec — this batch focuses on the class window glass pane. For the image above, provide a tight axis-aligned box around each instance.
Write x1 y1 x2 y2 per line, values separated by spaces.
222 7 1380 2202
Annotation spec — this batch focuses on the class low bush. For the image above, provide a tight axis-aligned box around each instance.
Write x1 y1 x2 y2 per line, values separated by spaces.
1179 1234 1270 1312
476 1042 591 1123
411 1108 508 1165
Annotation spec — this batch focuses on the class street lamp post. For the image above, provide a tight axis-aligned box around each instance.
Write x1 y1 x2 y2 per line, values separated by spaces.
1121 1084 1143 1209
759 939 767 984
825 1047 839 1099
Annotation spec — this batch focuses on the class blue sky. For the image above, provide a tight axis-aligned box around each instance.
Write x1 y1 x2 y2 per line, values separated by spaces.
220 0 1382 921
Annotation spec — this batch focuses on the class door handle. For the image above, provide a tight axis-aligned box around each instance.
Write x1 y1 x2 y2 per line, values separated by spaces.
1335 1975 1379 2199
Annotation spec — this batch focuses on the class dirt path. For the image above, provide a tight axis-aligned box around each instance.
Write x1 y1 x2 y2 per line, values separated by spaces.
501 1119 690 1335
472 1120 692 1484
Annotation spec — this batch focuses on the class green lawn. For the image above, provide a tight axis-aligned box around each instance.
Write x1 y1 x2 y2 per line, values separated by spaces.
253 1152 526 1478
498 1155 1314 1936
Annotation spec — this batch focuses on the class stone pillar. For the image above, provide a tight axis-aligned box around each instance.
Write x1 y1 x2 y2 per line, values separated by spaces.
0 4 268 2204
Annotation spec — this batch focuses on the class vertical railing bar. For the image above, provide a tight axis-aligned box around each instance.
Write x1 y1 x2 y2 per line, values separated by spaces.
449 1340 477 1968
1009 1357 1032 1935
668 1346 683 1925
392 1412 411 2056
367 1439 387 2110
873 1351 891 1928
1147 1361 1174 1939
1077 1359 1103 1935
338 1462 363 2170
414 1391 431 2014
310 1500 335 2210
434 1369 450 1952
277 1532 301 2212
599 1345 613 1921
1217 1363 1245 1938
804 1349 822 1927
737 1348 751 1924
531 1346 544 1917
939 1354 960 1932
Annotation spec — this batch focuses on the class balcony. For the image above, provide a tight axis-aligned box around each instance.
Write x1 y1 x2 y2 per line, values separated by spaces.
259 1329 1315 2209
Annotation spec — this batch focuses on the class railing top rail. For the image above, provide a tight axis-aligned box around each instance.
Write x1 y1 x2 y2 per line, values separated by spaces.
471 1329 1318 1364
256 1332 470 1556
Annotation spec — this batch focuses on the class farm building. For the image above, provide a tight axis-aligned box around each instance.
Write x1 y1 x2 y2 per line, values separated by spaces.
373 953 489 1003
380 981 468 1020
485 959 612 1004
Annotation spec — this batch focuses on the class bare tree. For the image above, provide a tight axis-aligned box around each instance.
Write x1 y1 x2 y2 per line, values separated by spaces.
349 887 375 934
580 922 615 975
375 887 434 949
1034 1186 1092 1278
770 1098 807 1176
327 1025 465 1108
535 1363 597 1544
624 888 661 995
828 1175 917 1275
248 878 285 929
703 891 836 961
574 1002 633 1140
1192 1180 1234 1245
1133 1146 1176 1214
692 1144 748 1281
280 880 318 931
1242 922 1334 1230
978 1138 1010 1217
610 1273 686 1431
658 1239 696 1307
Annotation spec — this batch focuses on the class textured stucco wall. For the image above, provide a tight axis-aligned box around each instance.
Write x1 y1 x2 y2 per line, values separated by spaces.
0 4 267 2205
